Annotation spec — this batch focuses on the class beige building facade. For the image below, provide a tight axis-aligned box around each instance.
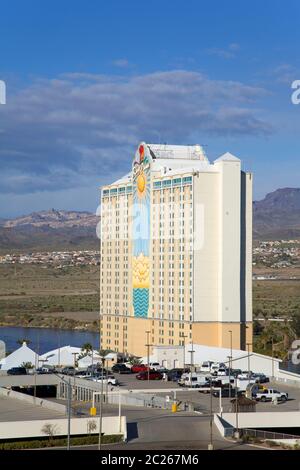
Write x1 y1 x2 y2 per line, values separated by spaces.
100 143 252 357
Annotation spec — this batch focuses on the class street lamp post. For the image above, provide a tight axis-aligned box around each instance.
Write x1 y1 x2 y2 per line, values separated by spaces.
208 377 214 450
98 356 105 450
49 367 72 450
182 335 188 370
234 377 239 439
227 355 232 399
146 330 151 382
188 342 195 372
271 337 274 378
246 342 251 385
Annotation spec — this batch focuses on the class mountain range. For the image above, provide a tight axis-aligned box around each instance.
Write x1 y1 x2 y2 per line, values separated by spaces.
253 188 300 239
0 188 300 252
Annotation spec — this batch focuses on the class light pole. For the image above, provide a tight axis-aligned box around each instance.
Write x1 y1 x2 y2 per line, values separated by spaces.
208 377 214 450
182 334 188 370
146 330 151 382
271 337 274 378
246 342 251 385
227 355 232 399
50 367 72 450
98 355 105 450
234 377 239 439
188 342 195 372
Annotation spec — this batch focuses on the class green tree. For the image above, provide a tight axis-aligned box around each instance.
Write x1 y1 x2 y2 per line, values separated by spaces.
21 361 34 369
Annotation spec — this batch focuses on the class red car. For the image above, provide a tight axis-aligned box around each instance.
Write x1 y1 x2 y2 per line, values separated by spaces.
136 370 163 380
131 364 149 373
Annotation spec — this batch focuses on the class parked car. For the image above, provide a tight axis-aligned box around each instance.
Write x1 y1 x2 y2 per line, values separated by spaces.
167 368 189 382
149 362 162 371
255 388 288 402
215 367 228 376
200 361 213 373
7 367 27 375
231 369 242 378
36 367 56 374
210 363 226 374
91 374 118 386
61 366 76 376
178 373 209 388
213 386 240 398
237 371 253 380
75 370 89 378
87 364 107 375
131 364 149 373
111 363 132 374
252 373 269 384
136 370 162 380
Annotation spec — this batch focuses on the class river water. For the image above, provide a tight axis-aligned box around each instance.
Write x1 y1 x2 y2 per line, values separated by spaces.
0 326 99 355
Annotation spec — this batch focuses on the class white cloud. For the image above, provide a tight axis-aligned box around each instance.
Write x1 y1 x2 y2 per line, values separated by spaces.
112 58 130 68
205 43 240 59
0 69 271 195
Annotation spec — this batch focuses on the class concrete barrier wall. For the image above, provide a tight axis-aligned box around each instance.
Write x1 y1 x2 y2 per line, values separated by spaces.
214 414 234 437
0 416 126 441
221 411 300 429
274 370 300 386
0 387 66 415
106 392 172 409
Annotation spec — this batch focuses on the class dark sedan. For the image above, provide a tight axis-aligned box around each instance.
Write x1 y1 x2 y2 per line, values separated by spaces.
7 367 27 375
111 364 132 374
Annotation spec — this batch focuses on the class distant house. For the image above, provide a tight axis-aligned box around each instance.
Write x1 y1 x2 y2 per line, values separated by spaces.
0 342 38 370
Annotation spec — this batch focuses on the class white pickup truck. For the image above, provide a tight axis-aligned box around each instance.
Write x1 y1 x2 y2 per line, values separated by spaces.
255 388 288 402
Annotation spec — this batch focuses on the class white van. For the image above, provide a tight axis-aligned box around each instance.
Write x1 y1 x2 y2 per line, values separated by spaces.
178 373 209 388
200 361 213 373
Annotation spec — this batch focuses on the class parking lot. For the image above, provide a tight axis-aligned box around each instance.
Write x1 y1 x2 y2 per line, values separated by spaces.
106 372 300 414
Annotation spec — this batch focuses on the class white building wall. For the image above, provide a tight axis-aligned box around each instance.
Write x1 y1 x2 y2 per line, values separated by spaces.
214 159 241 323
193 172 219 322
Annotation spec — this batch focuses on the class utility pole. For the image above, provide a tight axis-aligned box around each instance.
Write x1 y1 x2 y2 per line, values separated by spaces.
146 330 151 382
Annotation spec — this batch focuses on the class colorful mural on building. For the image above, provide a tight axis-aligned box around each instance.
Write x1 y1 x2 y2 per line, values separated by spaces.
132 143 151 317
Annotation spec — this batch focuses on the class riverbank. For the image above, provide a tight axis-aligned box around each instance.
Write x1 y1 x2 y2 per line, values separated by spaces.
0 326 100 354
0 311 99 333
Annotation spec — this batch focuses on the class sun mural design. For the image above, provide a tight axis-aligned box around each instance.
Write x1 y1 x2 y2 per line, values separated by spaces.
132 143 151 317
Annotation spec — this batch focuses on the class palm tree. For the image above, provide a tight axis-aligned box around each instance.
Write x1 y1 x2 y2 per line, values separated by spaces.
81 342 93 354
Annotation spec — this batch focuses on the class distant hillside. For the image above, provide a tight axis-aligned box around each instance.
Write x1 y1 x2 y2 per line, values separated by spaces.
0 209 100 253
1 188 300 252
253 188 300 239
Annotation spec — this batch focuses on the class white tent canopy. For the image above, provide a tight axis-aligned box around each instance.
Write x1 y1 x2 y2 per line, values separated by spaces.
0 342 38 370
39 346 85 367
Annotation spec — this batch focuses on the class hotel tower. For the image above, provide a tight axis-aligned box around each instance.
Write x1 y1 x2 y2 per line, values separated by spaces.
100 143 252 357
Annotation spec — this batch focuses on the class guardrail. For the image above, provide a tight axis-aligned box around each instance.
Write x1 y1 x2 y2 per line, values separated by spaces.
242 428 300 441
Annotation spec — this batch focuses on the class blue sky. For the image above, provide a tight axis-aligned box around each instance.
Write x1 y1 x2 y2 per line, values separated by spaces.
0 0 300 217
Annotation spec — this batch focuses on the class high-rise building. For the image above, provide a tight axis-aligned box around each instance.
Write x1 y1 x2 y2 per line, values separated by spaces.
100 143 252 357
